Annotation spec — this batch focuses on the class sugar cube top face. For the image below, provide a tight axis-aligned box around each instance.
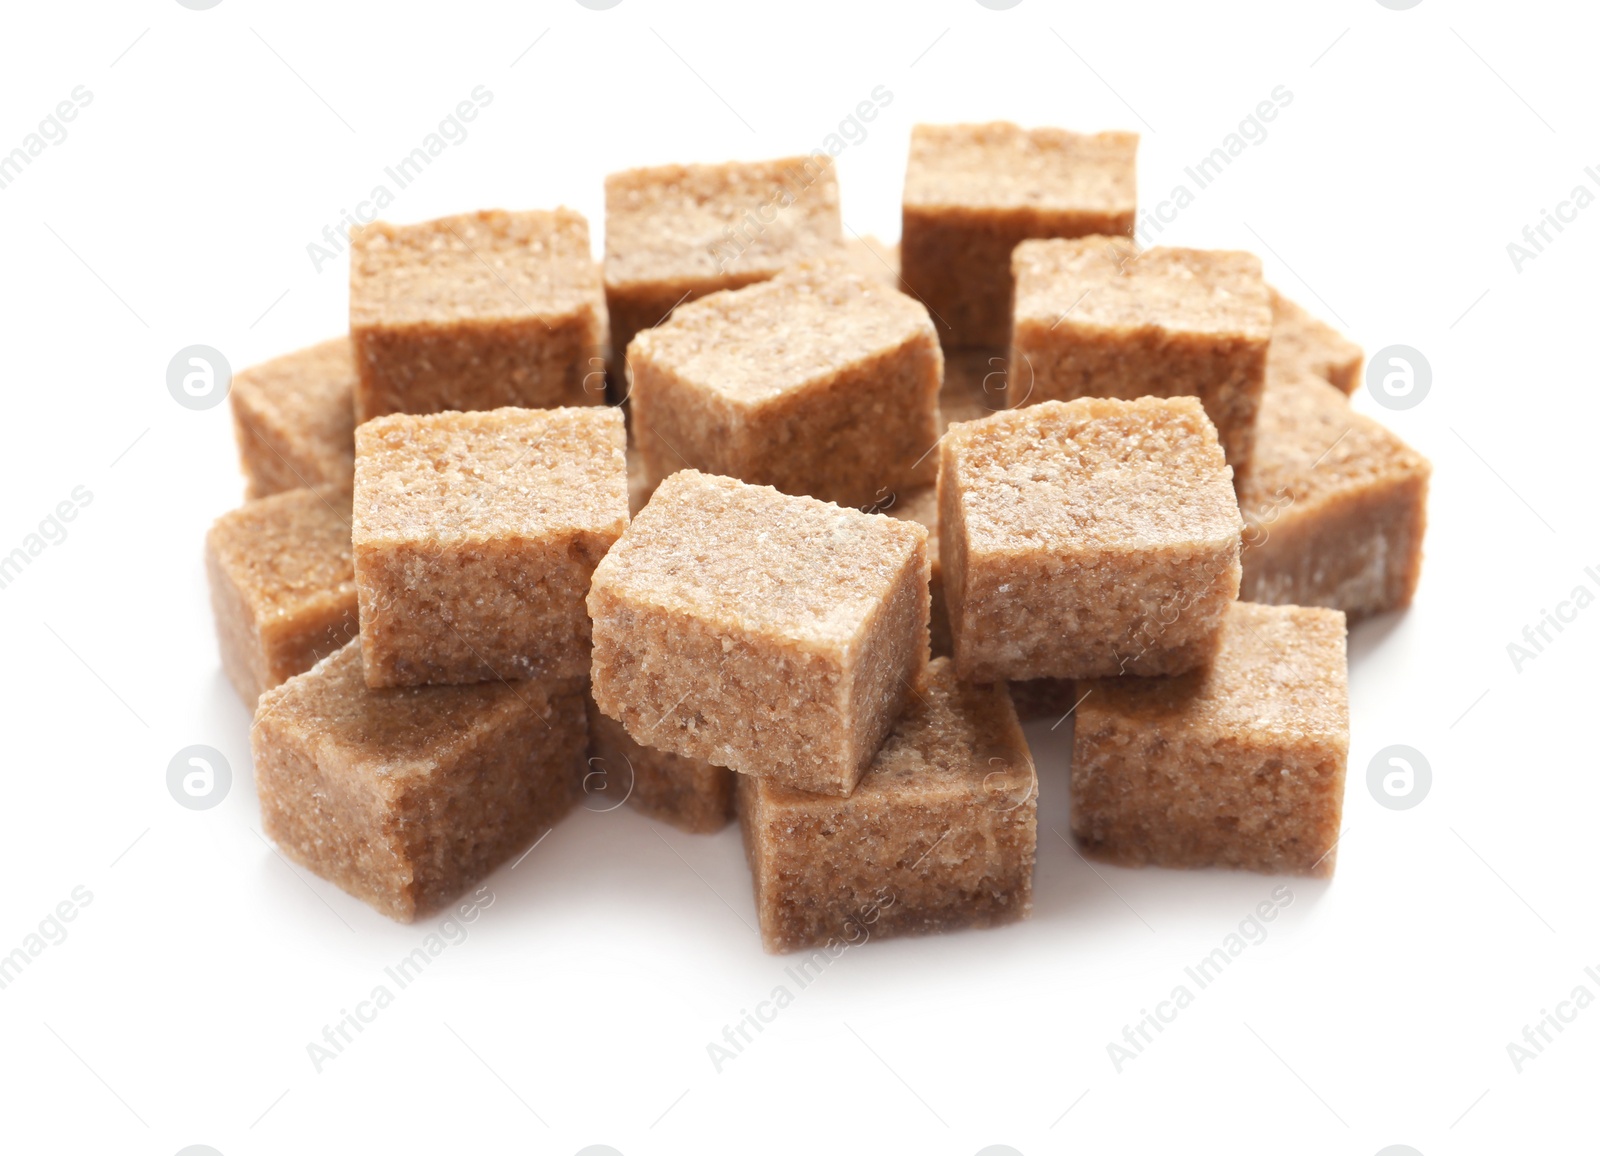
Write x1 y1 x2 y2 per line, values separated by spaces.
1072 602 1350 876
206 487 358 705
253 642 586 921
1243 375 1430 524
603 157 842 293
354 406 627 547
739 658 1036 953
1268 287 1363 396
230 338 357 499
593 469 923 651
949 397 1240 552
263 644 535 776
632 261 936 404
1010 237 1272 470
628 260 942 507
902 123 1138 218
351 208 601 328
588 469 929 796
349 209 607 420
353 406 628 687
940 397 1242 681
1013 237 1270 338
1239 373 1430 620
1080 604 1348 743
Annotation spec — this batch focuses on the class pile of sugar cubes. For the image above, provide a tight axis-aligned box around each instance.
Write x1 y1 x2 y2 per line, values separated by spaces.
208 122 1430 951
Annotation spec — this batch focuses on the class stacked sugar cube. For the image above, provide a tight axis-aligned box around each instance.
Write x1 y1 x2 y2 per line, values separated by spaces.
206 124 1429 949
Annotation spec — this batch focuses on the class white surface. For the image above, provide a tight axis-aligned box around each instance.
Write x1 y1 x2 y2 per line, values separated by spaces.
1 2 1594 1153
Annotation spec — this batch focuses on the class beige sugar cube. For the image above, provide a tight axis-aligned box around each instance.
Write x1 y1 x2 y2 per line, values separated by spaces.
1268 287 1363 395
1009 237 1272 472
604 157 842 360
902 123 1138 348
739 658 1036 953
1238 373 1430 621
939 397 1242 682
353 406 628 688
1072 602 1350 876
350 209 609 421
629 261 942 508
254 642 586 921
230 338 357 499
205 487 358 705
587 469 929 797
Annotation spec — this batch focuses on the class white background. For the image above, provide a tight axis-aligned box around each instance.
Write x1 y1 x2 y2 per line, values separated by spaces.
0 1 1594 1153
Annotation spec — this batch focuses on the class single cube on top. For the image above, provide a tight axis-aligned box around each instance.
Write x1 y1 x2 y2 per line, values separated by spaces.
604 156 842 362
901 122 1138 349
350 209 609 421
253 642 587 922
628 258 942 509
939 397 1242 683
353 406 628 688
1071 602 1350 877
588 469 929 798
1009 237 1272 473
739 657 1036 953
230 338 357 499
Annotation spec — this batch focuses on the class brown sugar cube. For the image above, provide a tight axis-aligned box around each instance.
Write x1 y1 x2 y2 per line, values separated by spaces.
603 157 842 360
253 642 586 921
230 338 357 499
885 484 950 658
350 209 608 421
629 261 942 508
902 123 1138 349
353 406 628 688
1268 287 1363 395
1009 237 1272 473
1238 373 1430 621
738 657 1036 953
588 469 929 797
205 487 358 706
1072 602 1349 876
585 697 735 834
940 397 1242 682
